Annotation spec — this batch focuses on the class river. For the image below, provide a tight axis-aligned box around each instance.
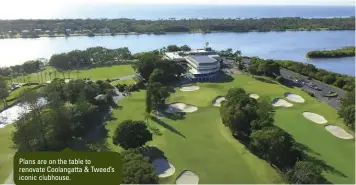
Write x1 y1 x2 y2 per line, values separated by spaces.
0 30 354 76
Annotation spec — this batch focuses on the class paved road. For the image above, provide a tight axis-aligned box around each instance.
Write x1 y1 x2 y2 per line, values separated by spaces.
279 68 345 110
223 57 345 110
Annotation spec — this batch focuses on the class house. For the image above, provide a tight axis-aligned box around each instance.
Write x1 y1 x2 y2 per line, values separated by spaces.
34 29 43 33
164 48 222 81
102 27 111 33
65 29 73 34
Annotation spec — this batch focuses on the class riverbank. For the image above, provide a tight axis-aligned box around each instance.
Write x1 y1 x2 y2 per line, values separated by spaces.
0 28 353 39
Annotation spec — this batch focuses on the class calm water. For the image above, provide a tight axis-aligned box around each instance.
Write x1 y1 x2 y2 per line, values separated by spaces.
0 31 354 75
1 5 354 19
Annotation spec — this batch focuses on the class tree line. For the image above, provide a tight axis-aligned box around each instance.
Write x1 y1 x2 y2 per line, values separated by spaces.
220 88 327 184
278 60 354 91
338 90 355 130
307 46 355 58
49 47 132 70
0 17 354 36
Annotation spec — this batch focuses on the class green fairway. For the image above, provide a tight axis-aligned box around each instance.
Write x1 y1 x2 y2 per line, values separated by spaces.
12 65 134 83
110 78 136 86
106 74 354 184
0 126 15 183
107 90 281 183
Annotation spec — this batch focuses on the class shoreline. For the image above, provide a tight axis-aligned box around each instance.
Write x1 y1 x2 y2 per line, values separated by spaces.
0 28 354 40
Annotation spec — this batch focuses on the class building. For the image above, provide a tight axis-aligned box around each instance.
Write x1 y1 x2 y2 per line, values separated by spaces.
65 29 73 34
102 27 111 33
33 29 43 33
164 48 222 81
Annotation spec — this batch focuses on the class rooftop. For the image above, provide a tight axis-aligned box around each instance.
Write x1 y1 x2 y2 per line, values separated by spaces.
186 55 217 65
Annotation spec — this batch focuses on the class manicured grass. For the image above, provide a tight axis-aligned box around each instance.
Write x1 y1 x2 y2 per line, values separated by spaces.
12 65 134 83
1 73 354 183
107 90 281 183
0 126 15 183
110 78 136 86
106 74 354 184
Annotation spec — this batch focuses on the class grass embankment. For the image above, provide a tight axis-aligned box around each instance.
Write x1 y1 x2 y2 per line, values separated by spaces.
106 74 354 184
12 65 134 84
306 46 355 58
0 85 39 110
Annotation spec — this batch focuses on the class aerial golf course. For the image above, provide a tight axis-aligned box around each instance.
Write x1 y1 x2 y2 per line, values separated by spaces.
106 73 354 183
0 67 354 184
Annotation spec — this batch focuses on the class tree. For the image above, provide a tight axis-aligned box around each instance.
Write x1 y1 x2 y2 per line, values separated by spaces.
180 45 191 51
250 127 301 168
220 88 258 138
19 89 49 150
132 53 159 81
49 72 52 80
145 85 153 116
251 97 275 130
0 76 9 107
338 90 355 129
283 161 324 184
112 120 152 149
122 149 159 184
148 82 170 107
235 56 244 70
167 45 180 52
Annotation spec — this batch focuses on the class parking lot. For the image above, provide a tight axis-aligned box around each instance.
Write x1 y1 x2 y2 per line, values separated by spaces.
280 68 345 110
222 57 345 110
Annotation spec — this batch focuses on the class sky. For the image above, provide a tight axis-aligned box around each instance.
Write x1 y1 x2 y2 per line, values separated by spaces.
0 0 353 19
2 0 355 6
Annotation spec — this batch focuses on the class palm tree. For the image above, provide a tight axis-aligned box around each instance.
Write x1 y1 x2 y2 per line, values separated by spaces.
49 72 52 81
44 72 47 82
37 71 41 83
9 74 13 84
40 70 44 83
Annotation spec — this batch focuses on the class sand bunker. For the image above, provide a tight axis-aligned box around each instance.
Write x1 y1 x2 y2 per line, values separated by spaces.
302 112 327 124
212 96 226 107
165 103 198 113
176 170 199 185
180 85 200 92
272 98 293 107
249 94 259 99
151 158 175 178
325 125 354 139
284 92 305 103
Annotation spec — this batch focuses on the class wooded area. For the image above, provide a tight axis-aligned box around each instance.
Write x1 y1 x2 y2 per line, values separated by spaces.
0 17 354 37
306 46 355 58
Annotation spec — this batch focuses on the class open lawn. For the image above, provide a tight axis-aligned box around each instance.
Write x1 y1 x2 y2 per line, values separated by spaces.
12 65 134 83
106 74 354 184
